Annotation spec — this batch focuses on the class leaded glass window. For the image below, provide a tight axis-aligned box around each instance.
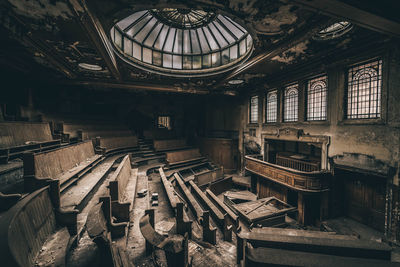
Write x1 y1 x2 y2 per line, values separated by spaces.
346 59 382 119
250 95 258 124
265 91 277 123
284 84 298 122
307 76 328 121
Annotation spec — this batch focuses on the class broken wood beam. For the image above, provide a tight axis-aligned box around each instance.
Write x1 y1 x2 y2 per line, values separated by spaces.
206 188 239 230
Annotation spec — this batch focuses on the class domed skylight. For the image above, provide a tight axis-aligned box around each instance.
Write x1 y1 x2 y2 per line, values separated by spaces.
110 8 253 77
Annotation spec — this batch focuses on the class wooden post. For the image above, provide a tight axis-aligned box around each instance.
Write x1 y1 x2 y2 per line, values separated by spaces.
201 211 216 245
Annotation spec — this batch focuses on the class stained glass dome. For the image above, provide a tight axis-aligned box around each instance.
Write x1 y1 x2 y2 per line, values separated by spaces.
110 8 253 77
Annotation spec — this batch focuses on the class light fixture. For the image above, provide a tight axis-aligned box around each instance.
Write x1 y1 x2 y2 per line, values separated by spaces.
78 63 102 71
228 79 244 85
313 21 353 40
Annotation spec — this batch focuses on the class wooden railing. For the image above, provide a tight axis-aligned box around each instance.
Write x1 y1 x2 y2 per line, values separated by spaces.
276 153 320 172
245 155 330 192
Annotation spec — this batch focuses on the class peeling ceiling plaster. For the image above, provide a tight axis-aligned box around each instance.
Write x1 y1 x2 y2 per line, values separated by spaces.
254 5 298 35
8 0 73 20
271 40 309 63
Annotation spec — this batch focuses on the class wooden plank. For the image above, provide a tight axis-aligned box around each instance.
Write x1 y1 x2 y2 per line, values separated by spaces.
174 173 203 219
159 168 179 209
206 189 239 228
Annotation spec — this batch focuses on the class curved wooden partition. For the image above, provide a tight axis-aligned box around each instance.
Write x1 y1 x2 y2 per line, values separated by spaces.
245 155 331 192
0 186 70 267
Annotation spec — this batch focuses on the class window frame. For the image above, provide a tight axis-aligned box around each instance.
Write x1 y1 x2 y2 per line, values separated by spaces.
283 83 299 122
265 90 278 124
345 59 382 120
157 115 172 129
249 95 259 124
306 75 328 121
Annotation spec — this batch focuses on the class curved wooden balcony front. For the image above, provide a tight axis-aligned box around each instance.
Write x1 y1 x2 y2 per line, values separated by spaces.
245 155 331 193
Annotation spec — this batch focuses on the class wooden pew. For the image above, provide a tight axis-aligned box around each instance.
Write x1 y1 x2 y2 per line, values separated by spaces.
194 167 224 187
0 183 77 267
166 148 206 168
95 136 139 155
189 180 232 241
23 140 103 193
205 188 239 230
174 173 216 244
236 231 392 265
153 139 187 152
159 168 192 237
143 129 176 140
0 122 62 163
108 155 135 222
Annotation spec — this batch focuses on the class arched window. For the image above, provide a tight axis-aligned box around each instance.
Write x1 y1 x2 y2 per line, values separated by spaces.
347 60 382 119
265 91 277 123
249 95 258 123
307 75 328 121
284 84 298 122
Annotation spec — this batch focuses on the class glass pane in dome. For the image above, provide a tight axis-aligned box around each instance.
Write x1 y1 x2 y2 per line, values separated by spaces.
190 30 201 54
239 38 246 56
117 10 147 31
115 29 122 48
173 29 183 54
197 28 210 53
153 51 162 66
226 16 246 33
173 55 182 69
213 21 235 43
218 15 243 39
193 56 201 69
164 28 176 52
212 52 221 67
132 42 141 59
202 54 211 68
222 48 229 64
144 22 162 47
163 54 172 68
183 56 192 69
230 44 238 60
135 17 157 43
126 13 152 37
143 47 152 63
208 23 228 47
183 30 191 54
124 37 132 56
246 34 252 50
154 25 169 50
203 26 219 50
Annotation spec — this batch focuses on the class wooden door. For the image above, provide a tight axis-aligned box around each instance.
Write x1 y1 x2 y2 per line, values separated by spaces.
344 171 386 232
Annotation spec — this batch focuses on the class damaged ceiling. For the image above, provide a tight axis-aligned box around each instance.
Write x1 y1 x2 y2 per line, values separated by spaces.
0 0 398 94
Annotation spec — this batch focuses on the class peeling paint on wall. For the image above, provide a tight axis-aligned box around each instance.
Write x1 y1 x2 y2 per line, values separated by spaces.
271 40 309 63
8 0 73 20
254 5 298 34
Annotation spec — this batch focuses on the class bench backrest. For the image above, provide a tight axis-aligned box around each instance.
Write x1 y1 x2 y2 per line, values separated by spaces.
166 148 202 165
153 139 186 151
195 167 223 187
98 136 138 151
0 122 53 148
0 187 56 267
109 155 131 202
61 123 130 138
143 129 175 140
24 140 95 178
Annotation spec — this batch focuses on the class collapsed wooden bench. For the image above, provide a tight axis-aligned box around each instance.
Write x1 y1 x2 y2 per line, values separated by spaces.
0 122 62 164
0 183 78 267
86 198 132 267
23 140 103 193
